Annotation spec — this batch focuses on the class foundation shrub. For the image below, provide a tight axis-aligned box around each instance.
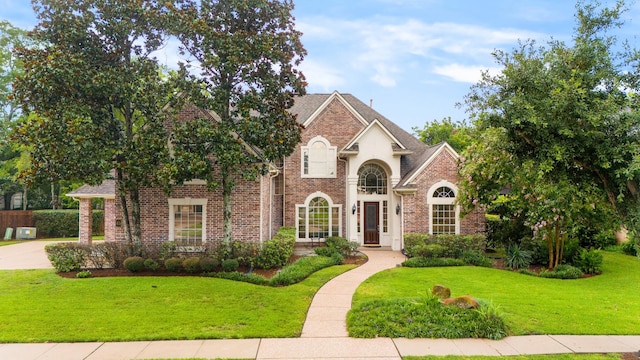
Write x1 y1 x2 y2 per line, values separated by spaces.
460 251 492 267
199 257 218 272
123 256 145 273
45 243 87 272
255 229 295 269
76 270 92 278
82 243 108 269
403 233 485 259
182 257 201 274
101 242 135 269
159 241 178 260
164 257 183 272
221 258 239 272
402 257 465 268
144 258 160 272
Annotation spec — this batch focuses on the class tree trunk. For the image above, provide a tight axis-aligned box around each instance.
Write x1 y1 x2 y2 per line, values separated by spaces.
50 182 59 210
222 168 233 244
22 186 27 210
129 186 142 249
554 223 561 268
546 224 553 269
116 169 132 245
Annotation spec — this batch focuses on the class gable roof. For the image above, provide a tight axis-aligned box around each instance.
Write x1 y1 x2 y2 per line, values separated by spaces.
289 91 441 180
66 179 116 199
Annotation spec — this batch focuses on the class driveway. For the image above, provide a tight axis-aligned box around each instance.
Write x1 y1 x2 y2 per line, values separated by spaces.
0 241 56 270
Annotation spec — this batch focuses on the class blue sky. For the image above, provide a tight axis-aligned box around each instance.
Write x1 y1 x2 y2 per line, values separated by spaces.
3 0 640 132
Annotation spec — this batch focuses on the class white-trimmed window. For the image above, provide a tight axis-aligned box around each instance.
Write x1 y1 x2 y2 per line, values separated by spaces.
296 193 341 240
427 181 459 235
169 198 207 246
357 163 387 194
301 136 336 178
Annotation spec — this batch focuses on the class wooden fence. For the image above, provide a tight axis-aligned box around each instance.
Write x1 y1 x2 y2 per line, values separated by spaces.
0 211 34 239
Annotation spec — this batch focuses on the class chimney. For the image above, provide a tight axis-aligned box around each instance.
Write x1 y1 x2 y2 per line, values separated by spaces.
369 99 373 108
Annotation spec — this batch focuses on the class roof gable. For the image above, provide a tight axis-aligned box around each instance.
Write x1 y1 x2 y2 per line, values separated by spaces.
293 91 369 127
399 142 460 188
341 119 410 154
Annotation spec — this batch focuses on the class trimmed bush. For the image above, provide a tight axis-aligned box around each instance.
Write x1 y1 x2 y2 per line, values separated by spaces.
164 257 183 272
144 258 160 272
44 243 87 272
76 270 92 278
402 257 466 268
206 271 269 285
123 256 145 273
539 264 584 279
183 257 201 274
404 233 485 259
199 257 219 272
159 241 178 260
221 258 239 272
461 251 493 267
412 244 445 258
269 253 343 286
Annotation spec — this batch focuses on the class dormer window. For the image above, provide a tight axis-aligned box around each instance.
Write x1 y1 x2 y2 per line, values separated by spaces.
301 136 336 178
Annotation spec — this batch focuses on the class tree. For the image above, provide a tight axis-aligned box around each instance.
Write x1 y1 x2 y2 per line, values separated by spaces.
13 0 175 247
413 117 474 153
459 0 640 268
163 0 306 242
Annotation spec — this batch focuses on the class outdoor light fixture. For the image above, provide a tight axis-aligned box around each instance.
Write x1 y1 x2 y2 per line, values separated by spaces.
352 204 356 214
396 204 401 215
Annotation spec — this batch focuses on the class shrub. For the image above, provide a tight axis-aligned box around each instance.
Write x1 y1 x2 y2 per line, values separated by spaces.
164 257 183 272
144 258 160 272
461 251 492 267
255 230 295 269
402 257 466 268
315 245 339 257
45 243 87 272
575 248 603 275
81 243 107 269
412 244 445 258
206 271 269 285
230 241 260 267
183 257 201 274
221 258 239 272
76 270 92 278
539 264 584 279
621 239 638 256
101 242 134 269
123 256 145 273
404 233 485 259
34 210 104 238
562 237 581 264
505 244 532 270
159 241 178 260
199 257 219 272
269 253 343 286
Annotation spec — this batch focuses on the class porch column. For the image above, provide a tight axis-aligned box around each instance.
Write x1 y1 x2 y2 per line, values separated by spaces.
347 175 359 243
78 198 93 244
103 198 115 242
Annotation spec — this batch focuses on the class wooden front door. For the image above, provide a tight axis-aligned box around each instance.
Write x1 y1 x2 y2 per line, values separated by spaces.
364 202 379 245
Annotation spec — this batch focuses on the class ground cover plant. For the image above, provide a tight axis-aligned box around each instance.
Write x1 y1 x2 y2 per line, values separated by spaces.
350 252 640 336
0 264 355 343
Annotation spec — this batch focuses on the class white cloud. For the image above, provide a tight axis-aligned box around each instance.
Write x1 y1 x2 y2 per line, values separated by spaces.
299 59 345 92
433 63 502 84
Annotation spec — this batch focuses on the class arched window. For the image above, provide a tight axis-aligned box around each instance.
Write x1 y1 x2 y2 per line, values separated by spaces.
301 136 336 178
296 194 341 240
428 182 459 235
357 163 387 194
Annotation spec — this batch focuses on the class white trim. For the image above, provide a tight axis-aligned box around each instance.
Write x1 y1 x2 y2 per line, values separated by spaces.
168 198 208 243
296 192 342 241
401 142 460 187
301 136 337 178
426 180 460 235
302 91 369 127
343 119 407 153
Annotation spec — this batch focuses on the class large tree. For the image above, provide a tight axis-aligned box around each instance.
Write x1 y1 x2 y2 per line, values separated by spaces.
412 117 474 153
460 0 640 267
162 0 306 242
13 0 175 247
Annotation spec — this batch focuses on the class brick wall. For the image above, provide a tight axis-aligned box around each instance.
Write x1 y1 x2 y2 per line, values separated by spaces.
403 149 485 235
283 98 365 232
79 198 92 243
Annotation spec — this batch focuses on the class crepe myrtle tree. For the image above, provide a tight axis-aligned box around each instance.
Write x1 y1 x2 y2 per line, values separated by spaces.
161 0 307 243
13 0 177 249
459 1 640 268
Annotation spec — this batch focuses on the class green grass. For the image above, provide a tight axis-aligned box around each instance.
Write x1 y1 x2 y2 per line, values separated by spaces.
404 355 622 360
0 265 355 343
0 240 23 246
352 252 640 335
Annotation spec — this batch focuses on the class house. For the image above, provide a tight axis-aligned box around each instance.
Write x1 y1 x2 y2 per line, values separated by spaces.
69 91 484 250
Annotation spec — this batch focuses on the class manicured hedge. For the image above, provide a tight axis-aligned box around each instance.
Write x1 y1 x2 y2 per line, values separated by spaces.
34 210 104 238
404 233 486 258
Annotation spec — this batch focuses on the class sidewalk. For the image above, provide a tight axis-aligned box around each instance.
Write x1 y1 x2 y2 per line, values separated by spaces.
0 246 638 359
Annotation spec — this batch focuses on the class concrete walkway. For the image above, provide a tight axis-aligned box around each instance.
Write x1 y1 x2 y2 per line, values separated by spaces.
0 245 639 359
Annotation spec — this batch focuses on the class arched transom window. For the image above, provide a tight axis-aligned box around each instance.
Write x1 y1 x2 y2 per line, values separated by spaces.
428 183 459 235
357 163 387 194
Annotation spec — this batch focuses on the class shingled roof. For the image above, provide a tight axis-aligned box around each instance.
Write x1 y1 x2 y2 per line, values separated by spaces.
66 179 116 199
289 92 449 185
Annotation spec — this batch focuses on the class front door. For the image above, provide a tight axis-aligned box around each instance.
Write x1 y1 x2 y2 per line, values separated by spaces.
364 202 379 245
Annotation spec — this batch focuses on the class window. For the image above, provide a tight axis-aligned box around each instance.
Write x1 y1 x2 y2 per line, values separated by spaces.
273 173 284 195
358 163 387 194
297 194 341 240
427 182 459 235
382 200 388 233
169 199 207 246
301 136 336 178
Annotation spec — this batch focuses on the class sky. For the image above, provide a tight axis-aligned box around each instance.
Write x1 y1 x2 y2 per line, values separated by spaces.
3 0 640 133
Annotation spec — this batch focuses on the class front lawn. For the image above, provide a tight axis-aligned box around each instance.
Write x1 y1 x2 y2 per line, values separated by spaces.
0 264 355 343
350 252 640 336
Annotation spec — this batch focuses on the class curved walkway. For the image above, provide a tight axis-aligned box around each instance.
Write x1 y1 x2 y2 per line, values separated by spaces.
0 244 638 359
